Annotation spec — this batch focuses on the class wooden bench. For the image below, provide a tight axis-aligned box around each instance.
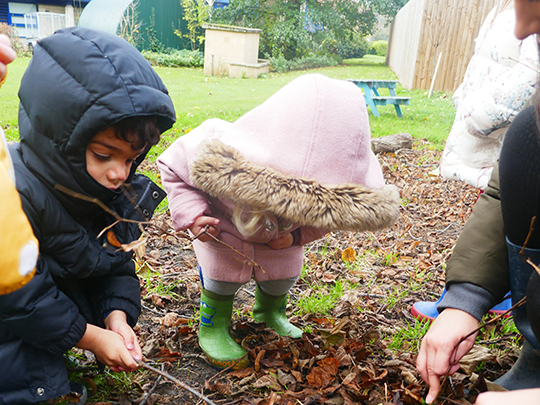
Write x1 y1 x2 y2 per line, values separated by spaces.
346 79 411 118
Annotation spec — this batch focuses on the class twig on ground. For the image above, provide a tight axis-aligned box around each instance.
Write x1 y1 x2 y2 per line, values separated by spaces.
142 303 166 316
139 364 164 405
138 360 218 405
241 288 255 297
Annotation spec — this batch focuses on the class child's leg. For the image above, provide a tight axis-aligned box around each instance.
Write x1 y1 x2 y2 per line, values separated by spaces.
198 273 248 369
253 277 303 338
251 246 304 338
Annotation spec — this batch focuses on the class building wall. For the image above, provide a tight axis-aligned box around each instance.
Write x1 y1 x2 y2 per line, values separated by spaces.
7 2 37 38
37 3 63 12
2 1 84 45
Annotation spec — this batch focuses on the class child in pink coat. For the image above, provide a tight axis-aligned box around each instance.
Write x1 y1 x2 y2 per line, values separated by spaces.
157 74 399 369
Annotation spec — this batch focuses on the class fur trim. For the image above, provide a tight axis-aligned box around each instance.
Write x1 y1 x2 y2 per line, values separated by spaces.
190 140 400 232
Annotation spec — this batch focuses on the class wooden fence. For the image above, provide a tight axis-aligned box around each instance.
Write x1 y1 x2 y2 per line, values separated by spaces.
387 0 510 92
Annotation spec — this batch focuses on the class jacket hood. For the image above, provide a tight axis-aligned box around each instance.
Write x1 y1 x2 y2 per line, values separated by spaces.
191 139 400 232
18 27 176 217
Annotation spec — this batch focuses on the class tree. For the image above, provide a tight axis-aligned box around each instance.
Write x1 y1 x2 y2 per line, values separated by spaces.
211 0 409 59
176 0 212 51
118 0 143 48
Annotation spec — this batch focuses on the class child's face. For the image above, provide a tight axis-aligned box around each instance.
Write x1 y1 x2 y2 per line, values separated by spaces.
86 127 145 190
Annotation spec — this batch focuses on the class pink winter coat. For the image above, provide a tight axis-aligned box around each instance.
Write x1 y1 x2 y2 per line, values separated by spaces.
157 74 399 283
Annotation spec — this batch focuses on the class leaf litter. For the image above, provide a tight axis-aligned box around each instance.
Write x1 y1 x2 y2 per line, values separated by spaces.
73 141 523 404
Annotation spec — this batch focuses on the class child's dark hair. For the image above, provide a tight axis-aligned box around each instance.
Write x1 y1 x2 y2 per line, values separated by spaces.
114 116 161 151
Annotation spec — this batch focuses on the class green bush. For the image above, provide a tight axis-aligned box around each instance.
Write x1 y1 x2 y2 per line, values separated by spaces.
369 40 388 57
268 53 337 73
0 23 26 56
142 49 204 68
336 35 370 60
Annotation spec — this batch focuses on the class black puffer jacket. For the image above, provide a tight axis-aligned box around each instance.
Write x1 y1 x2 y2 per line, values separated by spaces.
0 28 175 404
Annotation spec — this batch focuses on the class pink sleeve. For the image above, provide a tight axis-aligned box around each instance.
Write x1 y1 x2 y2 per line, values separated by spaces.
157 120 229 231
158 161 211 231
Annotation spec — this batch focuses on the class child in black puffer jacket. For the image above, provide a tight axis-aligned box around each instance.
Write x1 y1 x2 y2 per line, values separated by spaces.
0 28 176 404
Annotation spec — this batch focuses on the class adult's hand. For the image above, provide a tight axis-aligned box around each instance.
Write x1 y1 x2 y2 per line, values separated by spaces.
416 308 479 403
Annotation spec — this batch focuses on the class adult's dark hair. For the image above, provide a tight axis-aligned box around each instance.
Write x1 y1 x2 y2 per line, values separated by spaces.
114 116 161 151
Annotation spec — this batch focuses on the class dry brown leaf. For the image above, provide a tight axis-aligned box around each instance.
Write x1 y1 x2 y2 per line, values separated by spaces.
120 237 146 253
254 349 266 372
229 368 255 379
252 374 283 391
459 344 496 375
160 312 179 328
307 357 340 389
277 369 296 387
322 272 338 283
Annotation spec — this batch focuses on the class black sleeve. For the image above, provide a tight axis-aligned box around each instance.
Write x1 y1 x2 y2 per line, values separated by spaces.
0 257 87 356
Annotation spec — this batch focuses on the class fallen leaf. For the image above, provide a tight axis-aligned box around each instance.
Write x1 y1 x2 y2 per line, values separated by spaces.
107 230 121 247
342 247 357 262
252 374 283 391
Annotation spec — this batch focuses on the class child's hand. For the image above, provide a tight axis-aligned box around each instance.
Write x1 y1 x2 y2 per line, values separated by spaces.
416 308 478 403
189 215 220 242
474 388 540 404
76 324 140 372
0 34 16 81
104 310 142 367
267 233 294 250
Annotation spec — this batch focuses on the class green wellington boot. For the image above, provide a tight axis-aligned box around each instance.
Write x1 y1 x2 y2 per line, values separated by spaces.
252 286 303 338
198 288 249 369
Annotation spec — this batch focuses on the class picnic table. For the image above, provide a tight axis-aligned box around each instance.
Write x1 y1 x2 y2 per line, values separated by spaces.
346 79 411 118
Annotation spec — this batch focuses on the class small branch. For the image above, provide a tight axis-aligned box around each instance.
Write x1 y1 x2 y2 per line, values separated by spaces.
56 183 267 274
520 216 536 256
139 364 163 405
55 184 152 228
148 223 266 273
197 227 266 274
138 361 218 405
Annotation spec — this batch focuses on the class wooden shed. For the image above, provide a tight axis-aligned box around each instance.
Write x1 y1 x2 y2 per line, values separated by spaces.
387 0 507 92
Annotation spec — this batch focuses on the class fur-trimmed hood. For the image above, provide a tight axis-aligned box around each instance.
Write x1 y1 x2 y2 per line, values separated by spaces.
190 139 399 232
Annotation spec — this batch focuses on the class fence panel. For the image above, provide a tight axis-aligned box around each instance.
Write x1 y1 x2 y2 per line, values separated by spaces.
388 0 509 92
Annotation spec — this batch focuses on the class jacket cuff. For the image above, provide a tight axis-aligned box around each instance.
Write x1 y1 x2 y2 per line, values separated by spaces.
438 283 496 321
49 314 87 356
97 298 140 328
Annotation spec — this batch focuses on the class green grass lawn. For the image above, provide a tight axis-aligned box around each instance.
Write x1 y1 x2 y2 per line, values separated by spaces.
0 54 455 160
